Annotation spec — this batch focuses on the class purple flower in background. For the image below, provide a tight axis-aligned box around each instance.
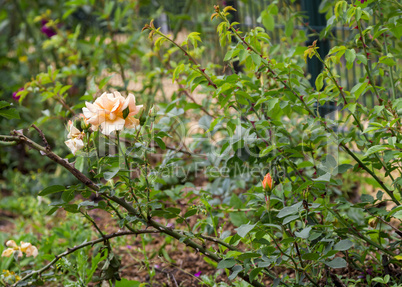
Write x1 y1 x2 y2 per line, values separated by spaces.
12 88 24 101
126 245 132 249
40 20 57 38
194 271 201 277
359 0 367 3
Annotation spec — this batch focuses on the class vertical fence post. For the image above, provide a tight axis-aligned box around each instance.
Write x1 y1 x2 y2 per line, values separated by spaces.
226 0 243 73
301 0 333 116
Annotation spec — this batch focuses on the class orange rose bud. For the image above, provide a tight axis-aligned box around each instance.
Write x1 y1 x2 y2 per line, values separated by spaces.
262 172 273 192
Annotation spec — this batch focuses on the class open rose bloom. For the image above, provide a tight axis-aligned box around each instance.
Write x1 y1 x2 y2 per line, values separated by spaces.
82 92 143 136
1 240 38 258
64 121 85 155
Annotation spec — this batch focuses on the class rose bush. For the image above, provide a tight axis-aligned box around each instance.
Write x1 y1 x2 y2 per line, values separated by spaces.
0 0 401 286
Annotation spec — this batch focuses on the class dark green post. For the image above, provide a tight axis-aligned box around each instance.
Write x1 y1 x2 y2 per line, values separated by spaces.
301 0 333 116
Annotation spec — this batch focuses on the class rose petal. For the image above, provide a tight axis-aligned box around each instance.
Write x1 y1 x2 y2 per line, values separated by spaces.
1 248 14 257
6 240 17 248
100 118 126 135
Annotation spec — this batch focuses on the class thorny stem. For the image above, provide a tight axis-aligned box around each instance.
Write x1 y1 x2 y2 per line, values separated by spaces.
81 211 112 252
357 20 381 102
177 83 216 118
56 96 76 116
149 28 217 89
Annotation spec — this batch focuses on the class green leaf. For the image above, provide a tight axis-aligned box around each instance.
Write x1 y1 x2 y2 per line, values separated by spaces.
63 204 79 213
364 145 388 157
345 49 356 64
282 215 299 225
99 75 114 89
261 10 275 31
285 20 294 37
328 45 346 55
337 164 353 174
39 185 65 196
294 226 312 239
277 201 302 218
59 85 72 96
184 209 197 218
154 137 166 150
235 93 249 105
356 53 367 65
361 194 374 203
238 252 261 260
75 156 85 172
228 265 243 280
379 56 396 67
350 82 367 100
235 223 256 238
46 206 59 216
249 267 263 282
229 212 248 227
334 239 353 251
393 210 402 220
302 253 319 260
62 189 75 202
315 73 324 91
387 206 402 219
325 257 347 269
251 54 261 67
224 49 234 61
217 258 236 269
104 166 120 181
0 108 20 119
376 190 384 201
313 172 331 182
0 101 10 109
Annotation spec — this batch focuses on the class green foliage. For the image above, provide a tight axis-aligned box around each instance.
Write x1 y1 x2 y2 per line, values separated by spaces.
1 0 402 286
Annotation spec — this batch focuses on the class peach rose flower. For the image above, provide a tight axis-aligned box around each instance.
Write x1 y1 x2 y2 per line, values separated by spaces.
82 91 143 135
1 240 38 258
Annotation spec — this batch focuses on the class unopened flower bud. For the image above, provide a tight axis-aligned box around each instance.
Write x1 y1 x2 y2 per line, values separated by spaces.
262 172 273 193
